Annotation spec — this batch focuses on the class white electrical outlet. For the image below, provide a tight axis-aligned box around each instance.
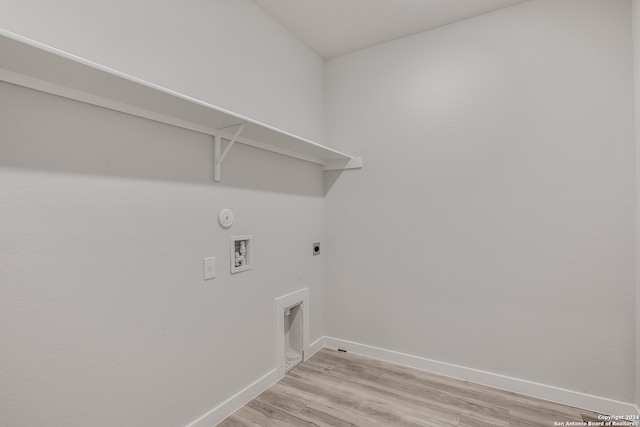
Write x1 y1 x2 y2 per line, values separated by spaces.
203 257 216 280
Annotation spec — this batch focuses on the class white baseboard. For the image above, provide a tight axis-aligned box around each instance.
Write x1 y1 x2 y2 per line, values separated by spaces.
307 336 325 359
184 336 326 427
184 368 283 427
184 337 638 427
323 336 639 417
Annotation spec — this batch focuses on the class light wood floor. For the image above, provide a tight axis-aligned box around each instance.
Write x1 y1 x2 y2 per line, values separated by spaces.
219 348 608 426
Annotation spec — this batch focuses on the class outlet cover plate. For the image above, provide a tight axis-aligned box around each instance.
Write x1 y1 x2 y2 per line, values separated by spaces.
204 257 216 280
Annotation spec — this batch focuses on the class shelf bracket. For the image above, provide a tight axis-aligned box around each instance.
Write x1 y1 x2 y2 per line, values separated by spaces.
214 123 246 182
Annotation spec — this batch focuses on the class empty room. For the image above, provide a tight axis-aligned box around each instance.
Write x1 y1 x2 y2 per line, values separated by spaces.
1 0 639 426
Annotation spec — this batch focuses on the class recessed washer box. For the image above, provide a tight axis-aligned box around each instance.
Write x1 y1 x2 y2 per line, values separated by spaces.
231 235 252 274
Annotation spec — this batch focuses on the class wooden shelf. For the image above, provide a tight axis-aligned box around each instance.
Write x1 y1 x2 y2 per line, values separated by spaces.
0 29 361 180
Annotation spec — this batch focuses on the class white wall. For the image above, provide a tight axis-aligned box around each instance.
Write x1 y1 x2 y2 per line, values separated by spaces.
0 82 326 427
0 0 325 143
634 0 640 408
0 1 327 426
325 0 635 402
2 0 638 422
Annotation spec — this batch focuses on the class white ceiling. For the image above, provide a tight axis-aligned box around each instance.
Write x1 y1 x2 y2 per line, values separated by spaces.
252 0 529 59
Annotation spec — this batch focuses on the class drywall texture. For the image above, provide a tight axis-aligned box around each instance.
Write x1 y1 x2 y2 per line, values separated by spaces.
0 0 325 143
325 0 635 402
0 82 325 426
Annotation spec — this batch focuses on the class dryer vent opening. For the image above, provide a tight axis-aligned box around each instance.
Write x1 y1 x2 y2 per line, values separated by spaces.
275 288 309 374
284 303 303 371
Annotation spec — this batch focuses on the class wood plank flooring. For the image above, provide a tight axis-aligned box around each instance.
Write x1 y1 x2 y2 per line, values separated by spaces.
218 348 609 426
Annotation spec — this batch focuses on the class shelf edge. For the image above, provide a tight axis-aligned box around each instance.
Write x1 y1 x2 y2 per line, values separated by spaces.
0 28 359 169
